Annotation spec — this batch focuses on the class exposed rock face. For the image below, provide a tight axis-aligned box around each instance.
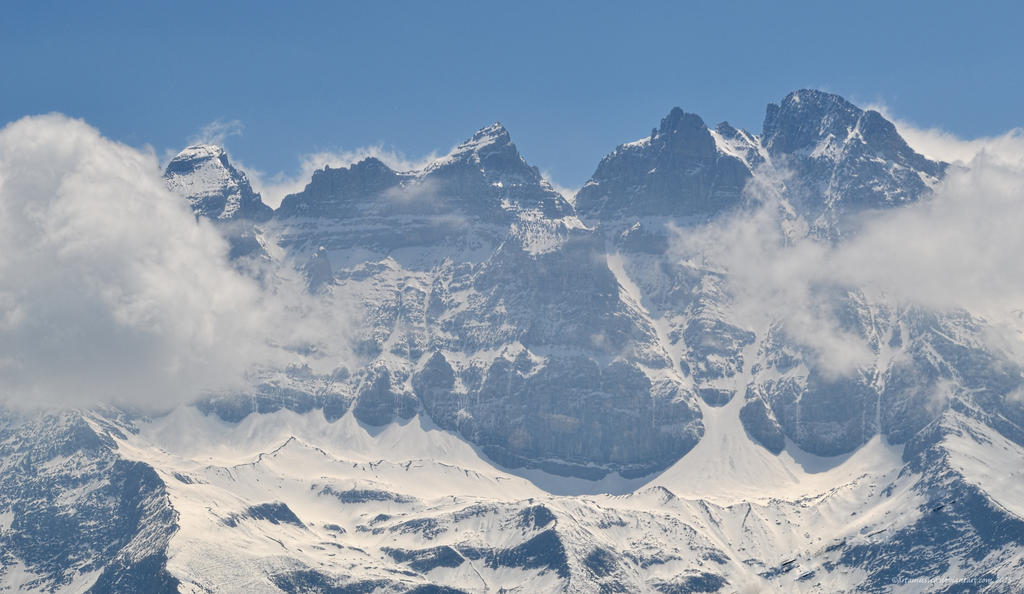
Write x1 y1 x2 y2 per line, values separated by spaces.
575 108 752 224
567 90 967 463
256 121 704 478
739 296 1024 460
272 123 572 258
302 245 333 293
408 226 701 478
0 410 178 592
276 156 404 220
762 89 946 234
164 145 273 264
160 90 975 474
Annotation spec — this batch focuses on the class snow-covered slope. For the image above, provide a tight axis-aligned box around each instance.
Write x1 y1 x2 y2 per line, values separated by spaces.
4 399 1019 592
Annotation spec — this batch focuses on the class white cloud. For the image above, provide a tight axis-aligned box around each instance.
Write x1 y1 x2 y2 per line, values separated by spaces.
672 151 1024 374
0 114 352 410
867 104 1024 166
834 155 1024 317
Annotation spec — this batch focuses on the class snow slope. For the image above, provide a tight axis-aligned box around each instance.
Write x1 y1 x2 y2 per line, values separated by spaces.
96 400 1014 593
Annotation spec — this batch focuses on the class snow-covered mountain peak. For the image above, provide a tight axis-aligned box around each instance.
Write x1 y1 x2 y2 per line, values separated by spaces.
410 122 572 219
274 155 405 220
760 89 946 230
784 88 853 109
165 143 231 183
762 89 876 156
761 88 941 175
8 89 1024 592
171 143 227 162
164 143 271 222
458 121 511 152
425 121 528 175
574 89 946 230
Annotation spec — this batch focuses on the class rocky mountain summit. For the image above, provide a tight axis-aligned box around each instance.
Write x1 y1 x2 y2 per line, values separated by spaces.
761 89 947 234
574 107 753 223
165 144 272 223
3 90 1023 592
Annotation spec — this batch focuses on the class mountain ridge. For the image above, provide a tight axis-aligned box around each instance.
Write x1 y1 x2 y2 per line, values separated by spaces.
157 88 971 480
1 88 1017 593
166 88 945 233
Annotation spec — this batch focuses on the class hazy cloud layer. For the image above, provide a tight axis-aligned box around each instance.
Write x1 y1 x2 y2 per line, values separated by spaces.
0 115 351 410
673 145 1024 373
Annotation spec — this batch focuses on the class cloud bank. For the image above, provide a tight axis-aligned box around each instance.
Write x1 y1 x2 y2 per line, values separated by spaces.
673 148 1024 374
0 114 350 410
868 104 1024 167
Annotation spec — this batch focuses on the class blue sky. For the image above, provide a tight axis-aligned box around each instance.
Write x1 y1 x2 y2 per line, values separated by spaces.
3 1 1022 192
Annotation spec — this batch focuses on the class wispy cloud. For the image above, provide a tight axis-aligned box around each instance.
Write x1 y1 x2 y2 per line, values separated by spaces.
867 104 1024 166
189 118 245 147
672 143 1024 374
242 146 441 209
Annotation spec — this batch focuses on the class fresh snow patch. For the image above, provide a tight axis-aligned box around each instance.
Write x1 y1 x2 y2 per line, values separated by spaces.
0 509 12 532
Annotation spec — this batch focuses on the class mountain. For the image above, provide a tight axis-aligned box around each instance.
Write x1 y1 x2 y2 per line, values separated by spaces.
165 144 272 223
164 144 273 261
761 89 947 235
264 122 704 479
272 123 572 257
3 90 1023 592
576 89 945 236
3 391 1021 592
574 108 753 225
